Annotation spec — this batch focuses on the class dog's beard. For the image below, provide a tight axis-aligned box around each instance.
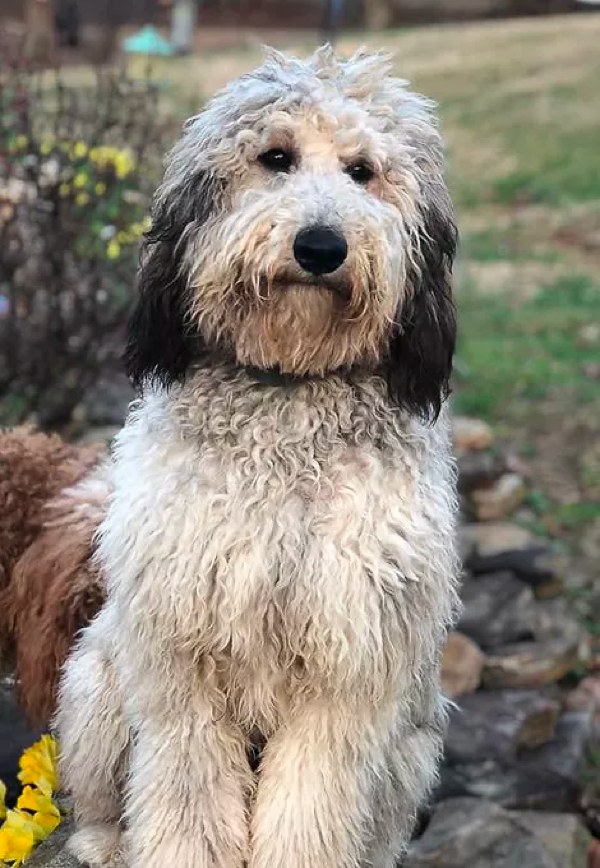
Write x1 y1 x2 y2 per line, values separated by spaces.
194 282 391 377
189 229 401 376
236 286 347 375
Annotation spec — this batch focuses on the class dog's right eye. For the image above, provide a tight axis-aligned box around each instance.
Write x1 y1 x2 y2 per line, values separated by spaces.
258 149 294 173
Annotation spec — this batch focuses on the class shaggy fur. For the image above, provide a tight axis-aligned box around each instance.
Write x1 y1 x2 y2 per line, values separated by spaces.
57 47 460 868
5 465 109 725
0 428 101 671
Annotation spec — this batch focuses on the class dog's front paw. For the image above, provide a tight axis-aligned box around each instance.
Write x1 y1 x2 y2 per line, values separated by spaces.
68 823 124 868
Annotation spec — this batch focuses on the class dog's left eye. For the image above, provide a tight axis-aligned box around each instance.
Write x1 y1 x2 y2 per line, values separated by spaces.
258 148 294 173
345 163 375 185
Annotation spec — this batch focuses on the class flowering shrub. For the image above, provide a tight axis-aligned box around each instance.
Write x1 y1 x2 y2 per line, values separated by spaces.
0 736 61 866
5 137 152 263
0 59 175 427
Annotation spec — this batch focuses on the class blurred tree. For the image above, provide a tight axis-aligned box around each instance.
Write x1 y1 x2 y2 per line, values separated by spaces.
24 0 57 65
55 0 80 48
160 0 197 54
322 0 345 43
363 0 394 29
82 0 121 65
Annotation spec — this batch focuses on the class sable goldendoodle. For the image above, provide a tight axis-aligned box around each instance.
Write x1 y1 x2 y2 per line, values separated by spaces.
56 46 460 868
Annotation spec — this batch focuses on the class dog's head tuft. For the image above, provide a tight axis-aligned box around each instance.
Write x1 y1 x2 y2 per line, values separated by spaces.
125 47 457 419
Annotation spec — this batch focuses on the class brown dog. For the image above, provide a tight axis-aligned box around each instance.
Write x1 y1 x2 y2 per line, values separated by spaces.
0 427 106 725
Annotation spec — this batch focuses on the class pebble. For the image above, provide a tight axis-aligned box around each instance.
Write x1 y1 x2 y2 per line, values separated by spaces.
452 416 495 452
441 632 486 699
470 474 528 521
438 710 592 812
458 574 537 650
444 690 560 766
514 811 592 868
406 798 557 867
482 638 582 690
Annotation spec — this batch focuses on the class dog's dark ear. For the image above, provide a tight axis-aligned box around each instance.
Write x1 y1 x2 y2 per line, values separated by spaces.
125 172 220 389
387 201 457 421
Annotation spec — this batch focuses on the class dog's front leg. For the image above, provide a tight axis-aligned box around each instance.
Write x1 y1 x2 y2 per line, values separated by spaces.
122 679 252 868
250 701 388 868
57 608 129 868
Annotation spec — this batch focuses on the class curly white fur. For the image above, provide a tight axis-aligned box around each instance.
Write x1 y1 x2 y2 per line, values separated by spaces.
56 46 460 868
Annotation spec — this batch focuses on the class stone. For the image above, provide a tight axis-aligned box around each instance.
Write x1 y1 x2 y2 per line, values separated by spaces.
564 674 600 713
503 451 533 479
458 574 537 650
577 323 600 346
438 711 592 812
465 540 567 599
532 576 565 601
513 812 592 868
482 638 582 690
405 798 557 867
444 690 560 766
452 416 494 451
534 598 587 646
441 632 485 698
507 711 593 811
24 819 81 868
460 522 539 559
457 451 504 495
471 474 528 521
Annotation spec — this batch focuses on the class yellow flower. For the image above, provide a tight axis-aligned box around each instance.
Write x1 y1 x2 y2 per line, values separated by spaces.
17 787 61 838
0 779 6 821
73 142 88 159
91 146 118 167
107 239 121 259
59 183 71 197
15 135 28 150
95 182 107 196
18 735 58 797
0 809 43 865
76 192 90 207
131 221 150 238
113 150 135 180
40 139 53 156
74 173 88 189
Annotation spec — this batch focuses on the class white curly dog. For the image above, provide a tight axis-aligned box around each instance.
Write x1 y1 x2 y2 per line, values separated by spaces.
56 46 460 868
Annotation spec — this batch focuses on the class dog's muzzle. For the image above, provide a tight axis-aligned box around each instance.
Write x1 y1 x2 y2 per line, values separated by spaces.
293 226 348 276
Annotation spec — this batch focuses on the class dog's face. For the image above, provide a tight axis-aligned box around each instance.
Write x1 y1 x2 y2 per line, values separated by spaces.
126 47 457 420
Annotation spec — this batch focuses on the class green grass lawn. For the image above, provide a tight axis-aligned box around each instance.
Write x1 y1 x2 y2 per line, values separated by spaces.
455 274 599 420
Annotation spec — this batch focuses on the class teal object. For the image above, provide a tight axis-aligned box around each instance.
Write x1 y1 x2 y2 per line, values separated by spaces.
123 26 175 56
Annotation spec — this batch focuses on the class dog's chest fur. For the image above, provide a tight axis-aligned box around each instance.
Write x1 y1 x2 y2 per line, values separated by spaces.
102 365 457 730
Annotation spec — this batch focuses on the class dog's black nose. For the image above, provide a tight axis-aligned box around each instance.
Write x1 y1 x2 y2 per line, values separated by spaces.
293 226 348 275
